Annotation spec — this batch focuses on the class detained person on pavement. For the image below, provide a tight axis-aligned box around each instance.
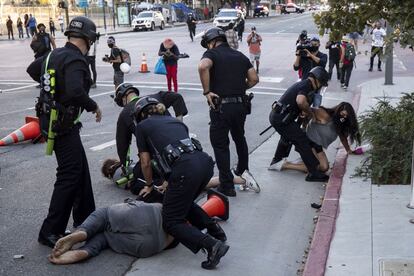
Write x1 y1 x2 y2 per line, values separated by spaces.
268 66 330 182
104 83 188 196
48 200 175 264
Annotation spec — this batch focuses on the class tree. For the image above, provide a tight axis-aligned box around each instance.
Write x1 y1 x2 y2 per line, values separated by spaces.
313 0 414 48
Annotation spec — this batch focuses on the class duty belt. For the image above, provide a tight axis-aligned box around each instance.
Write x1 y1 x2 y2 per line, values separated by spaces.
272 101 285 113
162 138 200 165
221 96 243 104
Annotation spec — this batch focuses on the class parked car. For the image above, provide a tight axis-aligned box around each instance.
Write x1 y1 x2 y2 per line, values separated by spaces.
253 5 269 17
132 11 165 31
213 9 241 27
281 3 305 14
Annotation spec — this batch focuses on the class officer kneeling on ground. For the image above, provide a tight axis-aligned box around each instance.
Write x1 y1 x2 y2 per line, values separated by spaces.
27 16 102 247
112 83 188 195
134 97 229 270
268 66 330 182
198 27 259 197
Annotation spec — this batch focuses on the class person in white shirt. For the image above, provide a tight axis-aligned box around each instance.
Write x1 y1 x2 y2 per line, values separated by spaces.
369 21 386 72
58 14 64 32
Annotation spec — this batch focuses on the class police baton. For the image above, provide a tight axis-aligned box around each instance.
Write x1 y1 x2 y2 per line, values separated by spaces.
259 125 273 136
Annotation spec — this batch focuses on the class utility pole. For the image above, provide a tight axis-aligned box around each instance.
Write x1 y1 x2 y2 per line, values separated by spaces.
384 22 393 85
103 0 107 34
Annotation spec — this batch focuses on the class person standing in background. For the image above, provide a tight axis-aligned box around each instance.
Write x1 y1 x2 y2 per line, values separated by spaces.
24 14 30 38
88 33 99 88
236 14 245 42
158 38 180 93
28 14 37 37
49 18 56 37
246 26 262 74
369 21 386 72
6 16 14 40
17 16 24 39
325 33 341 81
58 14 64 33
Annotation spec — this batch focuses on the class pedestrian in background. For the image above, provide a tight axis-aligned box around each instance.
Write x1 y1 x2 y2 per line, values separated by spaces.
223 23 238 50
103 36 124 90
88 33 99 88
186 13 197 42
158 38 180 92
49 18 56 37
340 36 356 90
247 26 262 74
17 16 24 39
31 23 56 59
6 15 14 40
348 31 361 54
24 14 30 38
28 14 37 36
58 14 64 32
325 32 341 81
236 14 245 42
369 21 386 72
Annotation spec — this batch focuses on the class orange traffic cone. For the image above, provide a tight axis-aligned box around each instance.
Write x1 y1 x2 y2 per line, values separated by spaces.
0 116 43 146
201 189 229 221
139 53 150 73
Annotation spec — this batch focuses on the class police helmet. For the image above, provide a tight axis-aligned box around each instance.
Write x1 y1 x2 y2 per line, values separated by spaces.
114 83 140 107
133 97 160 123
201 27 227 48
64 16 98 43
308 66 329 87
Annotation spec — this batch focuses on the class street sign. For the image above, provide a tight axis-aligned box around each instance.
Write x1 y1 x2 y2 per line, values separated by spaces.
77 0 88 8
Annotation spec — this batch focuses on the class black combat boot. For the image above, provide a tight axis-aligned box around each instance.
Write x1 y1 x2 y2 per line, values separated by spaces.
207 222 227 242
200 236 230 270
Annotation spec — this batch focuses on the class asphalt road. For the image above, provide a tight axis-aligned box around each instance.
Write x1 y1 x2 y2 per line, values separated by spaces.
0 12 411 276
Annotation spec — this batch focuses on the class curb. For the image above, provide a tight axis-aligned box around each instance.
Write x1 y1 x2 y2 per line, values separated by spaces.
302 88 362 276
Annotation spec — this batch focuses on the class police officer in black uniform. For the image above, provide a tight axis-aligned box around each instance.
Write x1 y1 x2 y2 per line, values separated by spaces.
268 66 329 182
114 83 188 194
27 16 101 247
198 27 259 197
134 97 229 270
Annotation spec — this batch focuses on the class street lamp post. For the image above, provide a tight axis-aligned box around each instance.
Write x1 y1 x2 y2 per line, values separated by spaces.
384 22 393 85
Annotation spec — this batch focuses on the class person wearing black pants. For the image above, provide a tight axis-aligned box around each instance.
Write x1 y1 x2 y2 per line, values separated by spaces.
135 97 229 270
26 16 102 248
268 67 330 182
340 40 354 90
325 40 341 81
199 27 259 197
186 13 197 42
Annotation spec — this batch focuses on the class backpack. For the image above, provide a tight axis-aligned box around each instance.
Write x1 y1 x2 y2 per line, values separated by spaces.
120 48 131 66
344 42 356 62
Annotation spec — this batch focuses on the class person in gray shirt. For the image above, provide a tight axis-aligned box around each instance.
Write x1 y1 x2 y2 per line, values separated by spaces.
271 102 360 173
48 200 175 264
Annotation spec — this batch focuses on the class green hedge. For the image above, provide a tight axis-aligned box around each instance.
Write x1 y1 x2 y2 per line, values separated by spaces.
355 92 414 184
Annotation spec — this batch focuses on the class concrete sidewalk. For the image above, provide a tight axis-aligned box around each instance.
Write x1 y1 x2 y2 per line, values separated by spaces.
324 76 414 276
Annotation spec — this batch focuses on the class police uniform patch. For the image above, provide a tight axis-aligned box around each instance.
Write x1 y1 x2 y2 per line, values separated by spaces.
70 20 83 29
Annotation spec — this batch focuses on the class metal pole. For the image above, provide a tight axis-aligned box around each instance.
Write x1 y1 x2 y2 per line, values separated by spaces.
384 22 393 85
103 1 107 34
112 1 116 30
407 141 414 209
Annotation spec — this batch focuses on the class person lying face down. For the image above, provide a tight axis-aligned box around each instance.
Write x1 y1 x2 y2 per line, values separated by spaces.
49 200 175 265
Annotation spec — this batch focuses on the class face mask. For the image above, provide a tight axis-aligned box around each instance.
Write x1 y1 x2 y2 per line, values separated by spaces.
108 44 114 48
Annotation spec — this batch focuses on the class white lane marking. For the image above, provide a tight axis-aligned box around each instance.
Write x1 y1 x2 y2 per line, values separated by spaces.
259 77 284 83
2 84 38 93
81 131 113 137
0 82 34 85
0 80 35 83
90 139 116 151
0 107 34 117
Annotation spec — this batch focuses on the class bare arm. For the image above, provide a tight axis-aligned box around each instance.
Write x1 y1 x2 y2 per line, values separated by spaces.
51 36 57 49
297 95 312 116
140 152 153 184
198 58 213 94
339 135 352 153
246 67 259 89
293 54 300 70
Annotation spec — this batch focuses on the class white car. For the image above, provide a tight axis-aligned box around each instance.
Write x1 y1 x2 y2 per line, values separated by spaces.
213 9 241 28
132 11 165 31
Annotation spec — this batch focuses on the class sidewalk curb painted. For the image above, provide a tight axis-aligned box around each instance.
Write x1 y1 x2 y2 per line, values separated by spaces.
302 88 362 276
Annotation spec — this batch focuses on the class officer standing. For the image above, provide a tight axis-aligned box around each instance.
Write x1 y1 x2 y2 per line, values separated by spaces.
134 97 229 270
27 16 102 247
268 66 329 182
113 83 188 193
198 27 259 197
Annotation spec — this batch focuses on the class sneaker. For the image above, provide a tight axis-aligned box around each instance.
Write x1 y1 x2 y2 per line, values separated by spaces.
289 157 303 164
305 171 329 182
340 83 345 88
241 170 261 193
343 86 348 90
217 186 236 197
378 68 382 71
268 158 285 171
368 68 373 72
201 240 230 270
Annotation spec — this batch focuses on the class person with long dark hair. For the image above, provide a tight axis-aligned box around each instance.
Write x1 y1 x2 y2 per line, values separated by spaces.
272 102 360 173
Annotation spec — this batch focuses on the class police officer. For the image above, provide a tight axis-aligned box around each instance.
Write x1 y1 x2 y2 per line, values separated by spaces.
134 97 229 270
268 66 329 182
27 16 101 247
114 83 188 194
198 27 259 197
